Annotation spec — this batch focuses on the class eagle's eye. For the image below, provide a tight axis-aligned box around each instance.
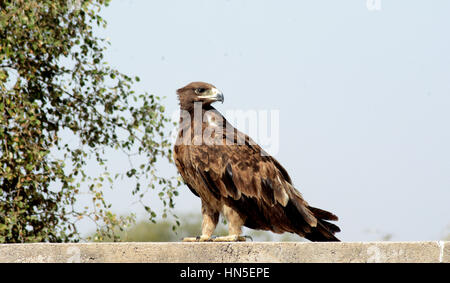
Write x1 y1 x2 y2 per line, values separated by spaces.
195 88 207 95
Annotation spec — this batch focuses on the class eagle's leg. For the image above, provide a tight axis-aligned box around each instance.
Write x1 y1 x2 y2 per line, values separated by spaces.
182 201 219 242
212 204 247 242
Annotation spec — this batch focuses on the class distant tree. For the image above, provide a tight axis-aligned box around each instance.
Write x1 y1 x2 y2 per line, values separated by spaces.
0 0 178 243
444 225 450 241
363 229 394 241
96 214 226 242
95 213 304 242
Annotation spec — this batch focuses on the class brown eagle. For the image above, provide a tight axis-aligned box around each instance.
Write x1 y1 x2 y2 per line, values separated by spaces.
174 82 340 242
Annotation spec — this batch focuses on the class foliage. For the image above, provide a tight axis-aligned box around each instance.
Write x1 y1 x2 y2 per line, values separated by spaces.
0 0 179 243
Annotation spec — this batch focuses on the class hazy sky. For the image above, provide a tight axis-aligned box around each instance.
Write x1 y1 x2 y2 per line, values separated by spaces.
78 0 450 241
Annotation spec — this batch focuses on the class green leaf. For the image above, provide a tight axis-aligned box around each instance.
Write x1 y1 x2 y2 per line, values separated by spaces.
0 0 178 244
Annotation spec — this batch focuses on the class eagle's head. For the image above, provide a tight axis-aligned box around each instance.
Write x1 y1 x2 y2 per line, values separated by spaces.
177 81 224 110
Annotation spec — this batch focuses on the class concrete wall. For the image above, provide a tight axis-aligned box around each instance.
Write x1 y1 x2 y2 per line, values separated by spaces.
0 241 448 263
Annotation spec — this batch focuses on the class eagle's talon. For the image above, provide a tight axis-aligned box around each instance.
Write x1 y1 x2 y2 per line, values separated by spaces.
243 235 253 242
211 235 248 242
182 235 214 242
234 235 247 242
198 235 213 242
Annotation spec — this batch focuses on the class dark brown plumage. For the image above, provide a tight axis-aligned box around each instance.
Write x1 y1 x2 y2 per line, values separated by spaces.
174 82 340 242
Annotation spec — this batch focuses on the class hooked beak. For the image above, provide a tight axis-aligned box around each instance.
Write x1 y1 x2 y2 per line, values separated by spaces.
198 88 224 104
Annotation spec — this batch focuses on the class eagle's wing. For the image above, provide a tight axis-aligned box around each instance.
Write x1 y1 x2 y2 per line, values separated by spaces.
190 119 339 229
175 112 340 240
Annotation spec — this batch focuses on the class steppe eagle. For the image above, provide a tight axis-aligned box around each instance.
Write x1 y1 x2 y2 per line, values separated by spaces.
173 82 340 242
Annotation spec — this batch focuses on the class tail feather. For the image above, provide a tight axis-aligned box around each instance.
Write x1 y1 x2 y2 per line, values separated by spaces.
284 198 341 242
305 206 341 242
309 206 339 221
305 221 340 242
320 219 341 233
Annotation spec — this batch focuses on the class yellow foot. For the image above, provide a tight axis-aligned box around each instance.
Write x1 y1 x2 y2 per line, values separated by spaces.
182 235 212 242
211 235 250 242
182 235 252 242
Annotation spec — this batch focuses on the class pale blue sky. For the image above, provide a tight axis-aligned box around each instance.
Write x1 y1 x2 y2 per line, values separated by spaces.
78 0 450 241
